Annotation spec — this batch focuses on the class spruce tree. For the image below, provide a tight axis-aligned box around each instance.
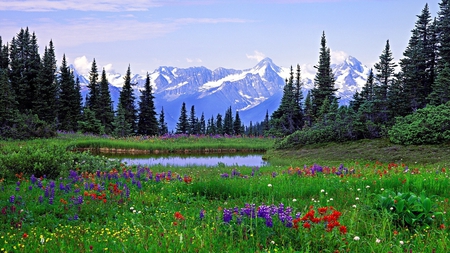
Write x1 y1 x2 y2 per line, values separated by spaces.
199 113 206 134
158 107 168 135
137 73 158 135
34 40 58 123
118 65 137 134
175 102 188 134
58 55 80 131
437 0 450 68
86 59 100 114
263 110 270 133
0 69 18 128
311 31 338 119
428 63 450 105
0 37 9 70
188 105 197 135
216 113 223 134
233 110 242 135
98 68 115 134
223 106 233 135
112 105 131 137
351 69 375 112
78 108 104 135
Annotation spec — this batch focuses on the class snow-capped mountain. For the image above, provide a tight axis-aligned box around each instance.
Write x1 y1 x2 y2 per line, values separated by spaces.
73 56 370 131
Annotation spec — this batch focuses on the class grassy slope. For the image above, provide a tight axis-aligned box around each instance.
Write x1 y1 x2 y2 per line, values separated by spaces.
266 138 450 167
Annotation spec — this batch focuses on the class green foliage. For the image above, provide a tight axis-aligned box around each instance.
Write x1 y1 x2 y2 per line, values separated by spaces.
389 102 450 145
0 112 56 140
376 190 443 228
77 108 105 135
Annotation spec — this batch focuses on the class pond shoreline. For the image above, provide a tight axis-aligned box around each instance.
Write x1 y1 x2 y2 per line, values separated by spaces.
73 147 262 155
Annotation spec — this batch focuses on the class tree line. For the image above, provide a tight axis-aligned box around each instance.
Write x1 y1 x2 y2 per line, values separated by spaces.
269 2 450 146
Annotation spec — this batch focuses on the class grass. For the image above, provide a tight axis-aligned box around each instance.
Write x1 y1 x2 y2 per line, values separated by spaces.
0 135 449 252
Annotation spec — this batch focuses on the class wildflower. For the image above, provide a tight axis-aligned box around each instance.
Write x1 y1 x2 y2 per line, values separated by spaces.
268 184 272 187
355 197 359 200
339 225 347 234
303 222 311 229
399 241 404 245
439 224 445 230
199 209 205 220
271 240 275 245
366 185 370 188
22 233 28 239
376 238 381 243
292 198 297 202
353 236 360 241
393 230 398 235
321 189 325 193
174 211 185 220
352 205 357 208
9 195 15 203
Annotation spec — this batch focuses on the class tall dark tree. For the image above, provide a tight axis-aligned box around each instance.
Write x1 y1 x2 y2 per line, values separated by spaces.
137 73 158 135
112 104 131 137
223 106 233 135
86 59 100 113
373 40 397 124
0 37 9 70
199 113 206 134
263 110 270 133
58 55 81 131
118 65 137 133
216 113 223 134
233 110 242 135
437 0 450 68
188 105 197 135
399 4 436 112
34 40 58 123
351 69 375 112
9 28 42 113
176 102 188 134
303 91 313 128
158 107 168 135
311 31 338 119
428 63 450 105
0 69 18 128
98 68 115 134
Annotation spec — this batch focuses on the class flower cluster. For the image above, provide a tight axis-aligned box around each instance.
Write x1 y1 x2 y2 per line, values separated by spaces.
293 206 347 234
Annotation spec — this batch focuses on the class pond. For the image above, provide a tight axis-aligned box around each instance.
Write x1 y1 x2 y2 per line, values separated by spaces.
106 153 267 167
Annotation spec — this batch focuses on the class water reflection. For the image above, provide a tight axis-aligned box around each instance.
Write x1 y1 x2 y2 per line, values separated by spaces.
109 153 267 167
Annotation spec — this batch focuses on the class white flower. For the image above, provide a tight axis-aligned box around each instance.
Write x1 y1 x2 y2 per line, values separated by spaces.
381 188 384 191
353 236 360 241
292 199 297 202
130 207 134 210
352 205 357 208
133 210 136 213
271 240 275 245
400 241 404 245
321 189 325 193
390 207 394 211
329 198 333 201
376 238 381 243
366 185 370 188
268 184 272 187
357 188 361 191
355 197 359 200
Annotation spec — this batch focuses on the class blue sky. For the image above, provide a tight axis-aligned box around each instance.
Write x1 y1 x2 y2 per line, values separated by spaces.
0 0 442 76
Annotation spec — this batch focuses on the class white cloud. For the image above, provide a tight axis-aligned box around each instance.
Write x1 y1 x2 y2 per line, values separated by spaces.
330 49 348 65
246 50 266 62
73 56 92 76
103 63 116 74
186 58 202 63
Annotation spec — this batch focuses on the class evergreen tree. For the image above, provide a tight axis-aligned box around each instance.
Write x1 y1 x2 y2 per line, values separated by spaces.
207 116 216 134
176 102 188 134
158 107 168 135
373 40 397 124
199 113 206 134
9 28 42 113
216 113 223 134
97 68 115 134
137 73 158 135
58 55 81 131
118 65 137 133
263 110 270 133
311 31 338 119
112 105 132 137
0 37 9 70
188 105 197 135
86 59 100 114
0 69 18 128
34 40 57 124
233 110 242 135
399 4 436 112
303 91 313 127
437 0 450 68
77 108 104 135
248 121 253 136
223 106 233 135
351 69 375 112
428 63 450 105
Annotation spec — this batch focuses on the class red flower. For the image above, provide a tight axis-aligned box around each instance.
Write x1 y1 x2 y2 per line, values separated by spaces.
174 211 185 220
339 225 347 234
303 222 311 229
22 233 28 238
173 221 178 226
440 224 446 230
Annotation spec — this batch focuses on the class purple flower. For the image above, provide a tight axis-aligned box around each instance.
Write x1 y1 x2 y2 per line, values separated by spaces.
30 175 37 184
38 195 43 203
16 181 21 186
199 209 205 220
220 173 229 178
223 208 233 223
9 195 15 203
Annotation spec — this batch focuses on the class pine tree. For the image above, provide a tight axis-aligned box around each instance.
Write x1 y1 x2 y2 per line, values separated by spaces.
78 108 104 135
263 110 270 133
188 105 197 135
112 105 131 137
9 28 42 113
216 113 223 134
199 113 206 134
311 31 338 119
223 106 233 135
233 110 242 135
58 55 81 131
373 40 397 124
428 63 450 105
86 59 100 114
137 73 158 135
176 102 188 134
0 69 18 128
0 36 9 70
399 4 436 112
98 68 115 134
34 40 58 124
158 107 168 135
118 65 137 134
303 91 313 128
437 0 450 68
351 69 375 112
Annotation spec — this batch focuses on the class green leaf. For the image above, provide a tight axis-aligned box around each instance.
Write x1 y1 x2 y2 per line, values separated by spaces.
422 198 432 213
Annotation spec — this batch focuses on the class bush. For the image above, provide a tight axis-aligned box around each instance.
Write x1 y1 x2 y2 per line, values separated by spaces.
389 102 450 145
0 112 56 140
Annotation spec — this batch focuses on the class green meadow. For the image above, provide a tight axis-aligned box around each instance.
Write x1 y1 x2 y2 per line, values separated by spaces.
0 134 449 252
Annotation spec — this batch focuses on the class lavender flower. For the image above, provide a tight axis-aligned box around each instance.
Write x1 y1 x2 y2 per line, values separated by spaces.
223 208 233 223
9 195 15 203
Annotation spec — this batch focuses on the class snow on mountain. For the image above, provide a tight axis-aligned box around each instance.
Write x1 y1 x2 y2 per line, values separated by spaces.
71 56 370 130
